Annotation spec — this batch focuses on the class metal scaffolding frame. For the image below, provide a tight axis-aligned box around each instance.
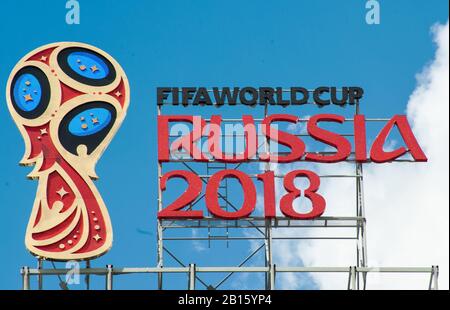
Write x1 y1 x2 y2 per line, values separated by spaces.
20 94 439 290
206 161 230 248
150 99 438 290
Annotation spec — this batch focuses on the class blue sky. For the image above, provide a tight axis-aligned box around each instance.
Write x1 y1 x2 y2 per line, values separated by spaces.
0 0 448 290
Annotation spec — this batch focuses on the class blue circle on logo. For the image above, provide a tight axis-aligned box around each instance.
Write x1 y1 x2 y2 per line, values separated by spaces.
67 51 109 80
12 73 42 112
68 108 112 136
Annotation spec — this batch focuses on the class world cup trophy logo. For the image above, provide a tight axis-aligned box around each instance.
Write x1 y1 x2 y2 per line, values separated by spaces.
6 42 130 260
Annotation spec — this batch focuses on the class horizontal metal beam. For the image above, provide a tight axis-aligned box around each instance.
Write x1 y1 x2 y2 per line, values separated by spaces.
166 151 418 163
161 216 365 229
22 266 435 276
196 174 359 178
163 237 358 241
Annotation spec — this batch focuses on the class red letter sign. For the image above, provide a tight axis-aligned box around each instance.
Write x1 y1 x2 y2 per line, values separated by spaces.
158 170 203 219
260 114 305 163
370 115 427 163
305 114 352 163
158 115 208 162
279 170 326 219
208 115 258 162
205 170 256 219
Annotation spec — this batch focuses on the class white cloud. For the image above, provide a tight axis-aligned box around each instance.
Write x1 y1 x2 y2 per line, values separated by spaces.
191 229 207 252
270 20 449 290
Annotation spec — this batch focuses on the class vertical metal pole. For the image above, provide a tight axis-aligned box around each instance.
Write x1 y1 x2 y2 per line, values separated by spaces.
85 260 90 290
433 266 439 290
263 102 273 290
264 224 274 290
348 266 357 290
22 266 30 290
37 258 43 290
106 264 113 290
355 102 361 290
157 104 164 290
188 264 196 290
359 168 369 290
429 266 439 290
355 100 368 289
268 264 276 290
